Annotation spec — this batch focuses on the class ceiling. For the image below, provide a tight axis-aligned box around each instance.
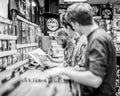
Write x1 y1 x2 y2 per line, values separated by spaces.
59 0 120 4
87 0 120 4
59 0 120 9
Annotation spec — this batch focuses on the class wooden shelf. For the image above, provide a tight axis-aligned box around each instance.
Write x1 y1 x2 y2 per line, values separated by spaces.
0 16 12 24
6 59 29 70
0 50 17 58
17 43 38 49
0 35 17 40
17 15 38 27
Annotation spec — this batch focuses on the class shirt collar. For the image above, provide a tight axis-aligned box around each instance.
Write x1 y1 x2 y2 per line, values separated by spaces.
87 27 99 38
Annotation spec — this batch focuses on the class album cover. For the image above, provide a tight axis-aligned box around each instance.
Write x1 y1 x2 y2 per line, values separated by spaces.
28 48 47 68
0 23 4 34
0 40 2 51
2 40 7 51
7 55 13 66
2 57 8 68
0 58 2 68
16 20 22 44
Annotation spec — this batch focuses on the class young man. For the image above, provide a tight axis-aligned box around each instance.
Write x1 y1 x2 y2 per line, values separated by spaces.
43 3 116 96
62 13 88 68
46 28 75 67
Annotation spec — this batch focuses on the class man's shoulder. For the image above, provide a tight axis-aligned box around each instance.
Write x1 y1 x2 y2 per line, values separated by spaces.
91 28 111 41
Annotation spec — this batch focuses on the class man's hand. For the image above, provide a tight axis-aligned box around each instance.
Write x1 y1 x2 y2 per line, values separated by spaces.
46 54 52 60
42 67 64 79
43 61 64 68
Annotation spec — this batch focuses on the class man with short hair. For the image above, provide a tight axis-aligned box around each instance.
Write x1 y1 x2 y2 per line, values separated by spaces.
43 3 116 96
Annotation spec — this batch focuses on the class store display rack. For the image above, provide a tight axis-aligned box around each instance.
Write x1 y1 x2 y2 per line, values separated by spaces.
6 59 29 70
17 15 38 27
17 43 38 49
0 35 17 40
0 15 40 83
0 50 17 58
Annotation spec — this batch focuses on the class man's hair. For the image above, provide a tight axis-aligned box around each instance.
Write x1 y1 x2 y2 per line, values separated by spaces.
61 14 75 31
56 28 69 48
66 3 93 26
56 28 69 37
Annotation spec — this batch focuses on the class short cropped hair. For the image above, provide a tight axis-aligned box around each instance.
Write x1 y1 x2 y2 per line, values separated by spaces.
56 28 69 37
66 3 93 26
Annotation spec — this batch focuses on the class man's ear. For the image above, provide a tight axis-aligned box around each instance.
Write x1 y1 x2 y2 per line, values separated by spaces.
76 22 83 30
75 22 80 27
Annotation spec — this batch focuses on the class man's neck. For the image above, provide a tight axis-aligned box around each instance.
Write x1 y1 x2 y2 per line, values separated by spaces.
83 22 99 37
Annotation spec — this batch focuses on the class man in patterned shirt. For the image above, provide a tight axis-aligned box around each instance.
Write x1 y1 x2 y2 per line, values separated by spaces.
43 3 116 96
62 13 88 68
46 28 75 67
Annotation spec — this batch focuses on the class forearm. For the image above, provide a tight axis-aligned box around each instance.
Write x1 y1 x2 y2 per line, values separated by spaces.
61 68 102 88
47 55 64 63
51 58 64 63
67 66 85 71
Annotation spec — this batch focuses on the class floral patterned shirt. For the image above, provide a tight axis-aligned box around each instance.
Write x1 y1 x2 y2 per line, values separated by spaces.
64 39 75 67
72 35 88 67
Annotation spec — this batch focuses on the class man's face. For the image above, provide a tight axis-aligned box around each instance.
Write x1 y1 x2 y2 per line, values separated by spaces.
70 22 83 35
66 26 75 38
56 35 67 44
56 36 67 48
